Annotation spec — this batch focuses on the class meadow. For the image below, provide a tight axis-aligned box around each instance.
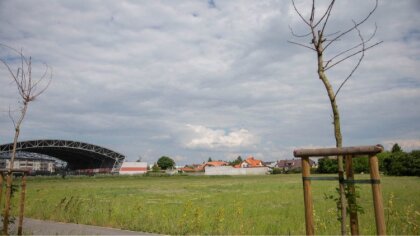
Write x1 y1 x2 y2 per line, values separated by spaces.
11 174 420 235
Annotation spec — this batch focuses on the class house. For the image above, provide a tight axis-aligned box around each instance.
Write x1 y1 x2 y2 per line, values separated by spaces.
179 164 205 172
276 159 316 171
239 156 264 168
263 161 277 168
205 161 228 167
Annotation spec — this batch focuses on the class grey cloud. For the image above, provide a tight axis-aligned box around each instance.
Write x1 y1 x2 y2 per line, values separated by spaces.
1 1 419 165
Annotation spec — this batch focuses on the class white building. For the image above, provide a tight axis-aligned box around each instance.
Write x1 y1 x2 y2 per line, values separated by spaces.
119 162 148 175
0 157 56 173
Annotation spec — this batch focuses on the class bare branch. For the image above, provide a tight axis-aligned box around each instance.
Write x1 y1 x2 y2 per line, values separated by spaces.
316 0 335 31
291 0 311 26
333 21 365 99
0 43 29 65
325 40 382 71
325 24 378 68
32 68 52 99
309 0 315 24
0 58 19 83
289 25 312 38
324 30 340 37
287 40 317 51
31 63 51 92
8 106 16 129
323 0 378 52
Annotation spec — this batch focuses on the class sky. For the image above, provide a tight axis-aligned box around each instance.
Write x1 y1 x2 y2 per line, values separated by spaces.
0 0 419 165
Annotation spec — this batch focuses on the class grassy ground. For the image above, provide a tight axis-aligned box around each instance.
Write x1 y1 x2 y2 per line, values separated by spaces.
10 174 420 235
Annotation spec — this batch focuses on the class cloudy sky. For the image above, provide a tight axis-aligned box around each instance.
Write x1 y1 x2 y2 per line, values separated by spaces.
0 0 419 165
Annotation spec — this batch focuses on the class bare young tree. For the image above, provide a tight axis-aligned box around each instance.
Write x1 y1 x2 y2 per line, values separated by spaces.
0 43 52 234
289 0 382 234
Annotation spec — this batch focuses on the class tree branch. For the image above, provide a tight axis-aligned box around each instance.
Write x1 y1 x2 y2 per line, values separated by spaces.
333 20 374 100
291 0 311 26
289 25 312 38
323 0 378 52
317 0 335 32
325 24 378 68
8 106 16 129
287 40 317 51
325 40 382 71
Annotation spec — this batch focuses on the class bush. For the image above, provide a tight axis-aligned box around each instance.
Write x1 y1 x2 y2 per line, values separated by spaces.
383 150 420 176
317 158 338 173
353 156 369 173
271 168 283 174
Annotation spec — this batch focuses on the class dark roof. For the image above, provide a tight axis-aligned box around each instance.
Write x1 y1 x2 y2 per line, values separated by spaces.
0 139 125 170
276 159 315 169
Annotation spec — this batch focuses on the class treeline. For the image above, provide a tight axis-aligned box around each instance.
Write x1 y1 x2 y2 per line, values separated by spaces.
317 144 420 176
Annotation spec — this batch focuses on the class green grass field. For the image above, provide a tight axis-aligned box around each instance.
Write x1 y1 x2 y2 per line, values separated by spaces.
11 174 420 235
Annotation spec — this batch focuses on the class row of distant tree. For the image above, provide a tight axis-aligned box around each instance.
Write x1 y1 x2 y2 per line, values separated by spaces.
317 143 420 176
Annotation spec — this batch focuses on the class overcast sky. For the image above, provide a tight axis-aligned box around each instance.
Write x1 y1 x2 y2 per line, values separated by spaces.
1 0 419 165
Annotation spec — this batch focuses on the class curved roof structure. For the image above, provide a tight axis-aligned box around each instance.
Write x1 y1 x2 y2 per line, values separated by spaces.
0 139 125 171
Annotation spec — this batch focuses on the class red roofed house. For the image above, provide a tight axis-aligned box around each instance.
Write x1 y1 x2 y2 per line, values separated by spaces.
240 156 264 168
180 161 228 173
205 161 228 167
180 164 205 173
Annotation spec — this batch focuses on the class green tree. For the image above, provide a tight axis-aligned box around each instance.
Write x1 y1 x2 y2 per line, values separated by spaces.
157 156 175 170
391 143 402 153
317 157 338 173
208 157 213 162
151 163 161 172
229 156 243 166
377 151 391 172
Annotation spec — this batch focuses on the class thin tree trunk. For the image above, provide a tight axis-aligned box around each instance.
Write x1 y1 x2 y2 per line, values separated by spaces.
3 101 28 235
10 101 28 168
316 42 347 236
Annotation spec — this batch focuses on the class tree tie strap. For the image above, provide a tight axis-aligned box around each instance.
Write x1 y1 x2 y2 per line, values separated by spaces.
341 179 381 184
302 177 380 184
302 176 339 181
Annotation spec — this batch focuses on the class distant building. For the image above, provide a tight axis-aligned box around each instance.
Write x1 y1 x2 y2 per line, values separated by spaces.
239 156 264 168
180 164 205 173
263 161 277 168
205 161 228 167
205 166 269 175
0 155 56 174
119 162 148 175
180 161 228 173
276 159 316 171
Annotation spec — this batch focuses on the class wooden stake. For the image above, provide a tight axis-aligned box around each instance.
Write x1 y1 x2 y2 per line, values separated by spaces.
18 174 27 235
345 155 359 235
2 172 13 235
302 156 314 235
338 156 347 236
369 154 386 235
0 173 4 210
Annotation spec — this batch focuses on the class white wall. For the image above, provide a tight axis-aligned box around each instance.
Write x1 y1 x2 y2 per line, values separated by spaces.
205 166 269 176
119 162 148 175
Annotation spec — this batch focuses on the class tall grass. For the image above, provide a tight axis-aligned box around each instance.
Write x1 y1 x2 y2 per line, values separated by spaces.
10 174 420 235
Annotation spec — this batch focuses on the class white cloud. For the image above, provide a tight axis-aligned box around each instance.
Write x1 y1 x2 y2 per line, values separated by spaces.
185 124 258 150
